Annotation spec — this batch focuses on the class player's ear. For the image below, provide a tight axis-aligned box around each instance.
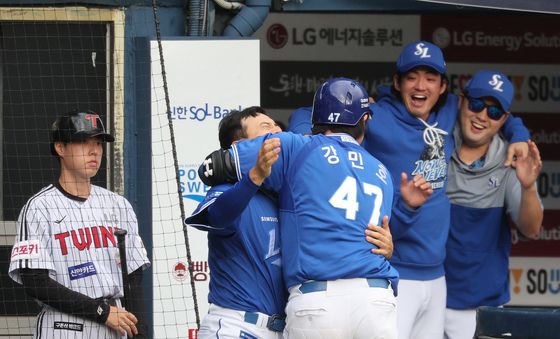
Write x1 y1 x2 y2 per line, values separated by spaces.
439 76 448 95
54 142 66 157
362 114 370 123
393 74 401 91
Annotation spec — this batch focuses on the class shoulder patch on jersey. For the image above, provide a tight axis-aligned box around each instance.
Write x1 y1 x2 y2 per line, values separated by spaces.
11 240 40 261
68 262 97 280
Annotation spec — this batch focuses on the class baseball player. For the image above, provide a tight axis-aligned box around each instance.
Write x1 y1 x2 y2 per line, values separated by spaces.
444 71 543 339
8 111 151 338
200 78 433 338
361 42 531 339
185 107 286 339
188 106 398 338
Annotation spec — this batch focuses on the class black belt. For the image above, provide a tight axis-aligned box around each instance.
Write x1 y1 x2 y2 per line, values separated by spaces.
299 278 390 294
243 312 286 332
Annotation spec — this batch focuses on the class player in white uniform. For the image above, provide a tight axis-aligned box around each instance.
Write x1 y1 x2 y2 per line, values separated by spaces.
8 111 151 338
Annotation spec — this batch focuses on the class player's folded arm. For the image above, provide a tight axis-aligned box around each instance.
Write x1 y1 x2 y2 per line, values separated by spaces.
19 268 111 324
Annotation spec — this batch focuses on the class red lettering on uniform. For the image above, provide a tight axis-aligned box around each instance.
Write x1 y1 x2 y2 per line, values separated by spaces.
91 226 101 248
55 226 116 255
85 114 98 127
29 243 38 254
100 226 116 248
71 228 92 251
55 232 70 255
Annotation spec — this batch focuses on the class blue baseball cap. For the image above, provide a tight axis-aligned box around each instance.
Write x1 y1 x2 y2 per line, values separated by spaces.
465 70 514 111
396 41 446 74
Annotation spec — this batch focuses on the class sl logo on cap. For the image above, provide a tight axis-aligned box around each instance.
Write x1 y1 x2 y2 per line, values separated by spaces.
414 43 432 59
489 74 504 92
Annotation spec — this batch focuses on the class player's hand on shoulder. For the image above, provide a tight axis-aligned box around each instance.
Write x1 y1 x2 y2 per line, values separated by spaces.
105 306 138 337
400 173 433 209
249 138 281 186
365 216 393 259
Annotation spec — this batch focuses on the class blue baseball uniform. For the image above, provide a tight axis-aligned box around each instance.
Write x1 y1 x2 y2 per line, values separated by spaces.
231 131 399 338
364 86 530 279
186 175 285 338
362 85 529 339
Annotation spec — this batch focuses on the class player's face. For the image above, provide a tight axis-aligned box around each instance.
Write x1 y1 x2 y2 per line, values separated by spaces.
242 113 282 140
59 137 103 179
394 67 447 121
459 96 508 148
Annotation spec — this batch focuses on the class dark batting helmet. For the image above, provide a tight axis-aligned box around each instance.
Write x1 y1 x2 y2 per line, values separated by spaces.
311 77 370 127
50 111 114 156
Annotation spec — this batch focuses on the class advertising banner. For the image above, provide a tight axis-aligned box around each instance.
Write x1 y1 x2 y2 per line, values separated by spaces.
255 13 420 62
151 39 260 338
422 14 560 63
509 257 560 306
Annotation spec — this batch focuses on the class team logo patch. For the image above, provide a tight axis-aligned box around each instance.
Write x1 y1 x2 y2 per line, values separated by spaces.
11 240 40 260
54 321 83 331
488 176 500 188
68 262 97 280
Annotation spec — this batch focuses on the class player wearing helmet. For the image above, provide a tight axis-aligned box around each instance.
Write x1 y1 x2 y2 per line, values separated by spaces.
286 42 531 339
199 78 433 338
8 111 150 338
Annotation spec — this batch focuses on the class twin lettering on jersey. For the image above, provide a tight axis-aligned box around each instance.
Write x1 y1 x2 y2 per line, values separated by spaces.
54 225 118 255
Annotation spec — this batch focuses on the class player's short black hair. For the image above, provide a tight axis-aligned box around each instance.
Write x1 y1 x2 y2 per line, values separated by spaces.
390 67 450 113
311 118 367 140
218 106 268 149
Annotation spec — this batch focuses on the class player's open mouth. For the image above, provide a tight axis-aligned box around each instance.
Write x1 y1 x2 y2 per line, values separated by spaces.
410 94 427 107
471 121 485 131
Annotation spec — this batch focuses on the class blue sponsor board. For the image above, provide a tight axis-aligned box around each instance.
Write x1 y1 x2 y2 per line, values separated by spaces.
68 262 97 280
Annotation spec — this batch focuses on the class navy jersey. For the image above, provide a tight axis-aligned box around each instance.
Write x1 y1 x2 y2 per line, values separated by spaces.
232 132 398 289
363 87 457 280
186 177 285 316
